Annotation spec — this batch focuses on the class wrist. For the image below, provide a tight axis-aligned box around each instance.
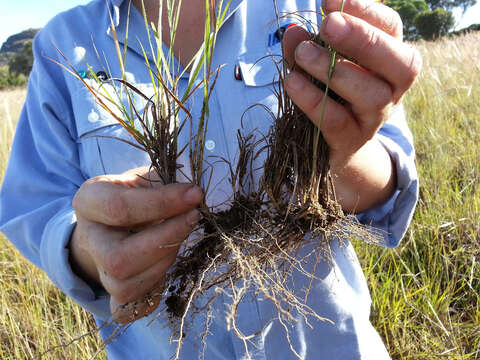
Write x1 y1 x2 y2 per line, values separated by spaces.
330 139 397 213
68 223 101 287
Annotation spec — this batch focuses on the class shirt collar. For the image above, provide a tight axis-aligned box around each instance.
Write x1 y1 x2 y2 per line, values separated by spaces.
107 0 246 71
106 0 244 64
217 0 244 25
108 0 243 28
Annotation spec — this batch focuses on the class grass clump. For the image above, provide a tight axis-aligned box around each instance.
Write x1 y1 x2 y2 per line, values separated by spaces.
58 1 374 357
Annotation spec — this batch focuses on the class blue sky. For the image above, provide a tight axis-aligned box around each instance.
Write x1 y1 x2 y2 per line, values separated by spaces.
0 0 91 47
453 2 480 30
1 0 479 47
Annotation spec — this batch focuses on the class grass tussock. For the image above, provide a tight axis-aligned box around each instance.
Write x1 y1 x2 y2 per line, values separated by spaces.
71 4 366 358
1 31 480 359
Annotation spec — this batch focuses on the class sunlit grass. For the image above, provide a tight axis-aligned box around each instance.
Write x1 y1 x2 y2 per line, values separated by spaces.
0 88 105 359
354 32 480 359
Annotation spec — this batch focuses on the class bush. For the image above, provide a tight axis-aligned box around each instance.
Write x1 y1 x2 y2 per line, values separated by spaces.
8 41 33 76
449 23 480 37
414 8 455 40
0 39 33 89
386 0 429 40
0 66 27 89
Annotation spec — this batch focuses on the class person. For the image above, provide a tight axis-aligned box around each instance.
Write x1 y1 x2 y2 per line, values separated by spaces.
0 0 420 358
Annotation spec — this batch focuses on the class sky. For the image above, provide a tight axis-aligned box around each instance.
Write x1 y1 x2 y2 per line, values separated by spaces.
454 2 480 30
0 0 91 47
1 0 479 47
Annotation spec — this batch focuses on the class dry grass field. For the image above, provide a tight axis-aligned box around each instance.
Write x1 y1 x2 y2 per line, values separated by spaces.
354 32 480 359
0 89 104 359
0 32 479 359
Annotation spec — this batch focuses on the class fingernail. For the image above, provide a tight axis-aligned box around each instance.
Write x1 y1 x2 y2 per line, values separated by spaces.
285 71 306 92
184 186 203 204
321 13 351 41
295 41 319 62
186 209 201 226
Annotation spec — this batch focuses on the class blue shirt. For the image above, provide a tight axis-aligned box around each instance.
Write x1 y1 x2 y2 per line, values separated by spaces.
0 0 418 359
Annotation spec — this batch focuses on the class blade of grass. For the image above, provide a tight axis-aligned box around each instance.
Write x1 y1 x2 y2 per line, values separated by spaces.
310 0 345 194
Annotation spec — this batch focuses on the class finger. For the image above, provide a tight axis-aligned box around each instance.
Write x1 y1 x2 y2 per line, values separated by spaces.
282 25 311 68
72 217 126 283
73 178 203 227
319 12 422 101
110 286 163 324
294 40 393 132
322 0 403 39
120 166 164 188
98 209 201 281
101 253 174 304
284 71 363 152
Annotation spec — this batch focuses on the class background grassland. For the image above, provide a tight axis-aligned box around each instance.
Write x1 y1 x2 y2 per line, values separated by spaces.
354 32 480 359
0 32 479 359
0 89 105 359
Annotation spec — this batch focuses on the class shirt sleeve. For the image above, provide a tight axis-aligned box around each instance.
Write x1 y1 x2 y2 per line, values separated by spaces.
356 105 419 248
0 30 111 320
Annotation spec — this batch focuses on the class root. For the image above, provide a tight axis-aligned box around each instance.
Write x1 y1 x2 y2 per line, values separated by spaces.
171 255 220 360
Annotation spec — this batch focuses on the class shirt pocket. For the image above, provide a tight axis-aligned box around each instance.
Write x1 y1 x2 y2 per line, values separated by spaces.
73 85 150 179
236 52 281 136
227 53 283 194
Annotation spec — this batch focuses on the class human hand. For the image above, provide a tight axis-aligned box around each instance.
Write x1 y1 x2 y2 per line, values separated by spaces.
282 0 422 212
69 167 203 323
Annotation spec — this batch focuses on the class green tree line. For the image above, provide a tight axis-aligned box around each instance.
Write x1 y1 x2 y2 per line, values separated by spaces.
386 0 477 41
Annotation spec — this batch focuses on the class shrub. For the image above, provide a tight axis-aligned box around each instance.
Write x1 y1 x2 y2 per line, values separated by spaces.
0 66 27 89
415 8 455 40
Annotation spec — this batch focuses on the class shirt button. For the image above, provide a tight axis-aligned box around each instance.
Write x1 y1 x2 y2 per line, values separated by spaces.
88 109 100 123
205 140 215 151
96 71 108 81
234 64 242 81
